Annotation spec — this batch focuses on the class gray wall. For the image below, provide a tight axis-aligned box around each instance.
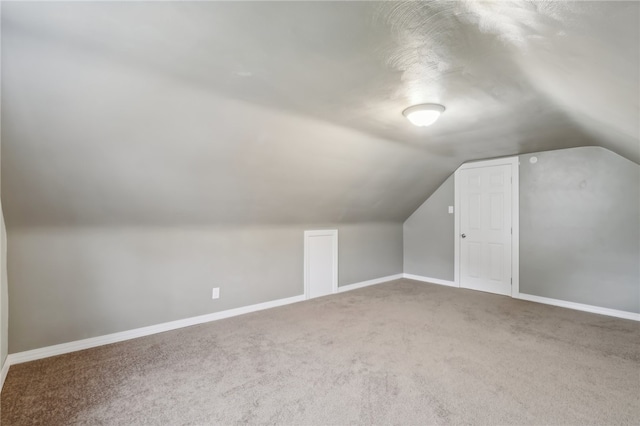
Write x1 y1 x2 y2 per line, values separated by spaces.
1 205 7 367
520 147 639 312
0 5 7 368
403 146 639 313
8 222 402 353
403 175 454 280
339 222 402 285
2 20 457 230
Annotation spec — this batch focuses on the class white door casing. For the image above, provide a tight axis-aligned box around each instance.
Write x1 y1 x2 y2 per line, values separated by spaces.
454 157 519 297
304 230 338 299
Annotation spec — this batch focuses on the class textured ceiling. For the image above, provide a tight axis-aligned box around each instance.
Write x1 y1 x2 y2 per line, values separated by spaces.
2 1 638 227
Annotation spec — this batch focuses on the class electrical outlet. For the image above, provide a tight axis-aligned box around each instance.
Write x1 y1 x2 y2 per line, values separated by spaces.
212 287 220 299
448 206 454 214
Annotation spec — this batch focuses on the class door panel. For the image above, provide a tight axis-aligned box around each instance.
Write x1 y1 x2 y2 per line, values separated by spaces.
468 242 482 278
488 243 503 281
489 193 503 229
459 164 512 296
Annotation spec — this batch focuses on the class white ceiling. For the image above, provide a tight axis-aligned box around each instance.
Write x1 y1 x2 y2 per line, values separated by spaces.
2 1 638 227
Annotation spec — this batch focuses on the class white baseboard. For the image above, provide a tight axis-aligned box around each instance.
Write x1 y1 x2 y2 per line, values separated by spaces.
403 273 457 287
6 294 306 368
516 293 640 321
338 273 403 293
401 276 639 321
2 272 405 386
5 277 634 395
1 357 9 393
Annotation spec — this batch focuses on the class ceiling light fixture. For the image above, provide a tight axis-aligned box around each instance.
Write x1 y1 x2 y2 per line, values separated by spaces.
402 103 446 127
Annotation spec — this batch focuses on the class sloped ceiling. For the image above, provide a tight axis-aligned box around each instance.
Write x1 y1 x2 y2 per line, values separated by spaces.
2 1 638 227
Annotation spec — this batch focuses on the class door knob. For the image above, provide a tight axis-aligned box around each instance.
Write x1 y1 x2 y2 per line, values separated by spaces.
461 233 466 238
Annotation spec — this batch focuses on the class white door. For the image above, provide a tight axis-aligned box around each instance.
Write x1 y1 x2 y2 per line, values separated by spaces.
457 161 514 296
304 230 338 299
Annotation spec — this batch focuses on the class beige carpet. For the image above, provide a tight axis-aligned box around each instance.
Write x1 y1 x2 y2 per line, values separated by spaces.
2 279 639 425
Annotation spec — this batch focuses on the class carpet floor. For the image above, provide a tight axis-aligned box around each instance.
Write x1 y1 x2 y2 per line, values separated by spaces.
1 279 639 425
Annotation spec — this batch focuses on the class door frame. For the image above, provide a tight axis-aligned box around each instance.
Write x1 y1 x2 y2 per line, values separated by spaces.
304 229 338 299
454 156 520 297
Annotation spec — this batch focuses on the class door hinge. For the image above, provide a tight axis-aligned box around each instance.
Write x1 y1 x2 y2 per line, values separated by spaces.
511 278 513 284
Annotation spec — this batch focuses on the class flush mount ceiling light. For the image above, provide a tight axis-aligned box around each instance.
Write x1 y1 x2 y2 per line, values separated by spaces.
402 103 446 127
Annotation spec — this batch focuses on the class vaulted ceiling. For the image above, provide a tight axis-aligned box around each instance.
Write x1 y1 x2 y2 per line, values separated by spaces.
2 1 638 227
